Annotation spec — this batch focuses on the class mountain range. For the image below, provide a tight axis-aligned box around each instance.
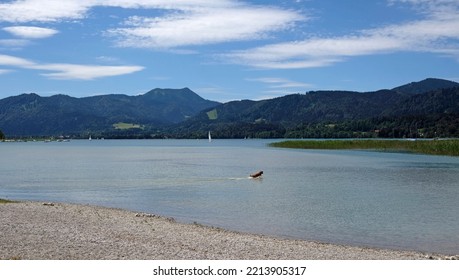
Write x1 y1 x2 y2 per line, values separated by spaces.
1 78 458 138
173 78 459 138
0 88 219 137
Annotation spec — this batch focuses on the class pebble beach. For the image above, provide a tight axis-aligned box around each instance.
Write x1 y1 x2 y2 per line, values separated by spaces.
0 201 450 260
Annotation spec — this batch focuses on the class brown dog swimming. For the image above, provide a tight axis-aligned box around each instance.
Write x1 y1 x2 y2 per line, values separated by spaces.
250 170 263 178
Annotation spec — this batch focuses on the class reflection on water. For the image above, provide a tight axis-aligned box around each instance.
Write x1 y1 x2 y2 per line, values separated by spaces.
1 139 459 254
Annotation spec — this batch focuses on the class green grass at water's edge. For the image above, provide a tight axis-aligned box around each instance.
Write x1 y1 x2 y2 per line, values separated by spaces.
269 139 459 156
0 198 16 204
112 122 145 130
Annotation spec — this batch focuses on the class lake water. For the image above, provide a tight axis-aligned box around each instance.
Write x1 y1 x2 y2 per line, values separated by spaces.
1 139 459 255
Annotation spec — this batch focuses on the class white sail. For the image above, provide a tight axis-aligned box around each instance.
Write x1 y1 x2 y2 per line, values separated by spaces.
208 131 212 142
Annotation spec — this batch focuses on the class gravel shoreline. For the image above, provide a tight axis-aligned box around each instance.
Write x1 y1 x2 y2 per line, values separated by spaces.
0 201 449 260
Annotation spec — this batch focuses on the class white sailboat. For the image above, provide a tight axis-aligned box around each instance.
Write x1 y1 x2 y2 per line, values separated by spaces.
208 131 212 142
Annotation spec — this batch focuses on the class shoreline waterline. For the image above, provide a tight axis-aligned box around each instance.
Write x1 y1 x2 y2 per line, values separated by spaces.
0 200 453 260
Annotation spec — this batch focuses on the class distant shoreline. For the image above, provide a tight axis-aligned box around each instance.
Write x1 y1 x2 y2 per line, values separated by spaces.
270 139 459 156
1 200 453 260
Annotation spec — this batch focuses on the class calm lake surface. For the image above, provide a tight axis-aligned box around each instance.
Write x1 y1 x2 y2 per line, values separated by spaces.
2 139 459 255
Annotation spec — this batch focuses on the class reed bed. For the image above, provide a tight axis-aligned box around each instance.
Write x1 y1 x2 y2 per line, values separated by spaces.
270 139 459 156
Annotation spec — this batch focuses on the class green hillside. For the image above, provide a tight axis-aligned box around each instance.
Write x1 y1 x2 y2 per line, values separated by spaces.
174 79 459 139
1 78 458 139
0 88 219 137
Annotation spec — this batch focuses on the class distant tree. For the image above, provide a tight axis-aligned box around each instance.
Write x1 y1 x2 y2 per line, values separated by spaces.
0 129 4 140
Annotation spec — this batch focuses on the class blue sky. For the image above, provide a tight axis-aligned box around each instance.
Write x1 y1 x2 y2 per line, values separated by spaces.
1 0 459 102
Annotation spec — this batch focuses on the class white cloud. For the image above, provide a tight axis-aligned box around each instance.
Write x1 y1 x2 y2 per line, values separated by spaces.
0 0 295 23
95 56 121 63
99 0 236 11
0 0 304 49
246 77 314 100
0 69 13 75
0 0 91 22
247 77 313 89
2 0 457 72
246 77 314 99
0 39 30 48
0 54 144 80
35 64 144 80
3 26 59 39
0 54 35 67
108 6 304 48
224 34 408 69
223 0 459 69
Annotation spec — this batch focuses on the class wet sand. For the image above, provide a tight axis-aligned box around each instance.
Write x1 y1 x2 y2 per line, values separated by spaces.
0 201 448 260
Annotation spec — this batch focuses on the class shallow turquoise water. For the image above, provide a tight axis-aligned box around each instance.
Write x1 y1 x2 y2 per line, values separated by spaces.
2 139 459 254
